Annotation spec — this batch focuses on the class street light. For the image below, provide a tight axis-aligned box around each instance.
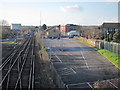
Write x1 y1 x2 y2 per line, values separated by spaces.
106 30 109 42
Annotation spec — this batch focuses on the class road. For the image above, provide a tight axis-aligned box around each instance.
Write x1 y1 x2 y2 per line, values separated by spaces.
43 38 120 88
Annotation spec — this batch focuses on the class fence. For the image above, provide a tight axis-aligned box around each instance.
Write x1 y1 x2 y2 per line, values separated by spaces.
95 41 120 55
77 37 120 55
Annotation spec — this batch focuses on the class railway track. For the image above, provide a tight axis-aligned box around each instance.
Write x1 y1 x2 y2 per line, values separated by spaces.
0 37 29 71
2 38 26 61
1 33 37 89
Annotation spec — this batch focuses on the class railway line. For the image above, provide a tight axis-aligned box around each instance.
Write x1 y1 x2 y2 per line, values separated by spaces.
2 37 26 61
1 33 37 89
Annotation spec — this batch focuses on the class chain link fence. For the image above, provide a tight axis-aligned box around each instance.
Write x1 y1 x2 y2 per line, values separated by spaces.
78 37 120 55
95 41 120 55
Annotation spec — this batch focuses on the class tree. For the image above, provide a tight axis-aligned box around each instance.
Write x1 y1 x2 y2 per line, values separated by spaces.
108 33 113 41
35 26 39 28
0 20 11 39
0 20 9 27
42 24 47 30
113 29 120 43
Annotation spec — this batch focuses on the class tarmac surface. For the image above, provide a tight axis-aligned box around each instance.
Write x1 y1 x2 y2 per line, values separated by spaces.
43 38 120 88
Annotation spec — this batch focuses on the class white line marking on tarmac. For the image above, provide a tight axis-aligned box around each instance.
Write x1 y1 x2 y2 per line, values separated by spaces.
87 82 94 90
65 49 90 70
51 49 62 63
108 81 119 89
80 51 90 70
70 68 77 74
55 54 62 63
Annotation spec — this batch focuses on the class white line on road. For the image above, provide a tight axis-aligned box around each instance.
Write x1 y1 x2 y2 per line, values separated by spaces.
108 81 119 89
55 54 62 63
87 82 94 90
50 48 62 63
80 51 90 70
65 49 90 70
70 68 77 74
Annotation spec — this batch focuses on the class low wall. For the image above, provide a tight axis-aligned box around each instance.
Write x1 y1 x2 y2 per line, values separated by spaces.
50 62 66 88
41 46 66 88
79 37 97 46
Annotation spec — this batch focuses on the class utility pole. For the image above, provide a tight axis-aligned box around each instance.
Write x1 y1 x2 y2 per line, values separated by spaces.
39 11 42 32
39 10 43 39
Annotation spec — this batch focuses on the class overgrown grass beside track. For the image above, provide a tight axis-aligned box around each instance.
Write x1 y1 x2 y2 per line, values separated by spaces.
2 41 16 45
74 37 120 69
41 45 49 61
35 33 56 88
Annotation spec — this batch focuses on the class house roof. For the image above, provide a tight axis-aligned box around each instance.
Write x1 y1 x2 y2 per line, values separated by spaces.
45 27 55 31
44 27 60 32
102 23 120 29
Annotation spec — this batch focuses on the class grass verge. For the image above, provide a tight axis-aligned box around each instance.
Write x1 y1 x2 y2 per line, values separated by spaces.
41 45 49 61
98 49 120 68
75 38 120 69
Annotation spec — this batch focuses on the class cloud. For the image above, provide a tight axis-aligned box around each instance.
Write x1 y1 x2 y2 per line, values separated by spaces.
60 4 82 13
106 0 120 2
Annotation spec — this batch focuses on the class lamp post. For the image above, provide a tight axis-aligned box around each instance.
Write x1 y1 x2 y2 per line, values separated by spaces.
107 30 109 42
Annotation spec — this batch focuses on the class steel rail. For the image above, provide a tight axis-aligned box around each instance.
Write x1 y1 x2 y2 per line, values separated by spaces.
0 38 31 87
28 38 35 89
14 38 32 89
31 38 35 89
2 38 26 61
31 55 35 90
1 38 28 67
0 51 22 86
19 56 22 89
0 38 30 70
0 39 30 88
28 57 33 89
6 58 12 89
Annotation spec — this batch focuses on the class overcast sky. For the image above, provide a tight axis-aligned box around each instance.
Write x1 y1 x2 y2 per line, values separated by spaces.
0 0 119 26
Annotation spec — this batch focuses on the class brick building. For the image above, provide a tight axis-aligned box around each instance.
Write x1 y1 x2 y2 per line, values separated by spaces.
101 23 120 38
60 24 81 35
101 23 119 33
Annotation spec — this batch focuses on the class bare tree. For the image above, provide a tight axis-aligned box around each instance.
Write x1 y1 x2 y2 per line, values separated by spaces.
0 20 9 27
80 27 102 39
0 20 11 39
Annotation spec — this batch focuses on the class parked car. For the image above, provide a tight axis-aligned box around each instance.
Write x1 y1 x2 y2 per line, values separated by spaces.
67 31 80 38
